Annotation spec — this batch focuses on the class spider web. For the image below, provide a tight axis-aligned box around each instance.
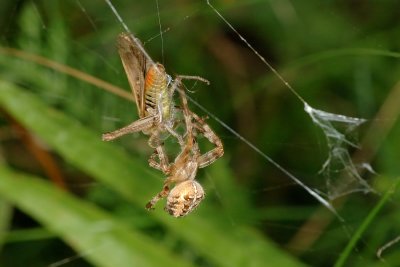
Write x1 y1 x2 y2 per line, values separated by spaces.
1 0 396 266
100 0 373 216
203 0 372 205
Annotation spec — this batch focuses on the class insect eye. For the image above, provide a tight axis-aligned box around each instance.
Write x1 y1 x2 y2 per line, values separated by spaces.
165 180 205 217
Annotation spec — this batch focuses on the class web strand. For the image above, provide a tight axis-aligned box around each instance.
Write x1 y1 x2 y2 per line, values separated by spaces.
205 0 306 104
103 0 370 217
155 0 164 64
185 93 339 217
205 0 370 203
104 0 155 67
102 0 342 215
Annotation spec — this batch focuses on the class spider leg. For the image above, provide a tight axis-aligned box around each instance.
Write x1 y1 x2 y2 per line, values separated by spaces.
169 74 211 140
174 83 217 172
175 75 210 85
148 152 162 171
165 125 184 147
102 115 158 141
148 145 171 175
169 75 209 104
173 81 193 126
145 183 170 210
190 112 224 168
146 174 178 210
169 75 223 169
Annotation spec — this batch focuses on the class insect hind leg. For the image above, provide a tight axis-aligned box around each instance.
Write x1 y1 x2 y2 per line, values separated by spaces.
102 115 158 141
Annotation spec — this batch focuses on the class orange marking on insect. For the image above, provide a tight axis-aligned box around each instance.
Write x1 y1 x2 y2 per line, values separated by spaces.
144 63 166 92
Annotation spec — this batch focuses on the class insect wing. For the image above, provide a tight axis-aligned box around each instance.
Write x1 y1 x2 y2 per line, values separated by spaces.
117 33 148 118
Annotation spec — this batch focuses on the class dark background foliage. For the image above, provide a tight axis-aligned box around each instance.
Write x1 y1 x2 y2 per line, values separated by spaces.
0 1 399 266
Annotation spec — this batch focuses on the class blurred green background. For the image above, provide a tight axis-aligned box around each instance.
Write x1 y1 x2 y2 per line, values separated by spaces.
0 0 400 266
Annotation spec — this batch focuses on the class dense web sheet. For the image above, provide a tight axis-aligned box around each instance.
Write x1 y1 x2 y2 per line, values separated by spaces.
304 103 372 199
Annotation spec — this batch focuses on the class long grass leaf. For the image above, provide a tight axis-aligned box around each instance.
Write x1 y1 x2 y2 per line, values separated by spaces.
0 81 304 267
0 165 194 267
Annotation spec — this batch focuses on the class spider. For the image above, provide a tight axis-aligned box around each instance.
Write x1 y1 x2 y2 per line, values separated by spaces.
102 33 209 149
102 33 224 216
145 84 224 217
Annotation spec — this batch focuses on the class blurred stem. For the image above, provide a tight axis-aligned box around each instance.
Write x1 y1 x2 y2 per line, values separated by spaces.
5 227 55 243
0 198 12 251
5 113 68 190
0 46 133 102
334 178 400 267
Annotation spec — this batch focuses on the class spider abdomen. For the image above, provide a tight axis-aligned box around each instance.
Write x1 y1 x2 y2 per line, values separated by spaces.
165 180 205 217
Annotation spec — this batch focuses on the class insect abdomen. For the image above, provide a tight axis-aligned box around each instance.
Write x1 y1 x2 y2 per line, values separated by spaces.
144 63 171 119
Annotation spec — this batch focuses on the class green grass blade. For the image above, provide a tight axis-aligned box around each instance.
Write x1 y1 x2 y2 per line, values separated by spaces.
0 166 194 267
5 228 55 243
334 178 400 267
0 81 304 267
0 198 12 251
